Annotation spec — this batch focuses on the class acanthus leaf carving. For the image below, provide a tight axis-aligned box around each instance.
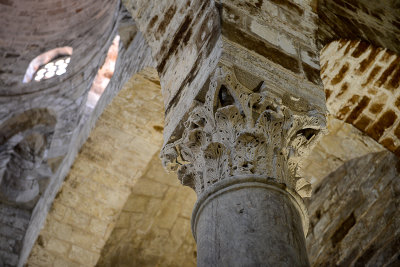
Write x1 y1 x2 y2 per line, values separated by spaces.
161 65 326 197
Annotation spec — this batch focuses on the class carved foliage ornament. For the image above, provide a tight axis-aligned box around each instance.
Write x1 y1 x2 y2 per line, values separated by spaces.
161 66 325 197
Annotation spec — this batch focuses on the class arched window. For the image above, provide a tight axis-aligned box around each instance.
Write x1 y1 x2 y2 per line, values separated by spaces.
23 47 73 83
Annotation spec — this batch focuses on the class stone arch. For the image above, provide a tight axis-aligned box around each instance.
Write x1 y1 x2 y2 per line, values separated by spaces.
0 3 156 266
2 1 398 266
10 15 157 266
304 2 400 265
96 152 197 267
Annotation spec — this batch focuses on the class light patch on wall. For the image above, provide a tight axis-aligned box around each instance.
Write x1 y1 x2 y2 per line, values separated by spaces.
86 35 120 109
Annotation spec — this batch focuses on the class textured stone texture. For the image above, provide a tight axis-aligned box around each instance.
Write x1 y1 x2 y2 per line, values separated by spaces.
123 0 327 149
18 17 155 266
302 115 385 186
318 0 400 55
154 1 328 264
26 67 164 267
29 116 398 267
0 0 119 89
195 180 309 267
306 150 400 266
122 0 221 144
0 204 30 266
322 39 400 157
97 153 197 267
162 65 325 198
1 0 400 266
0 2 127 265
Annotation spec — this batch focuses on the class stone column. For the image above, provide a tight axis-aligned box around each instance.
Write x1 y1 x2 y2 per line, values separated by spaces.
162 66 325 266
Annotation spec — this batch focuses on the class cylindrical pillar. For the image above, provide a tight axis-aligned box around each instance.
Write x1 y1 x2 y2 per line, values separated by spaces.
161 66 325 267
192 177 310 267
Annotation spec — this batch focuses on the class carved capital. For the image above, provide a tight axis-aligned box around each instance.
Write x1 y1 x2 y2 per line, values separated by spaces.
161 66 326 198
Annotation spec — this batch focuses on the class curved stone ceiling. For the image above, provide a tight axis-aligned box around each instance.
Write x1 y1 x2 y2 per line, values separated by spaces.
0 0 118 93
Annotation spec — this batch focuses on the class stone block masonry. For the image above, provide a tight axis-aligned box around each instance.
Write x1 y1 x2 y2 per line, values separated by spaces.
1 0 399 266
0 205 30 266
322 39 400 157
306 150 400 266
0 1 122 265
97 153 197 267
26 68 164 266
301 115 385 187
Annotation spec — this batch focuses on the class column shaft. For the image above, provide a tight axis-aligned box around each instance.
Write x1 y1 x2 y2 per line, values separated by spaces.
193 178 309 267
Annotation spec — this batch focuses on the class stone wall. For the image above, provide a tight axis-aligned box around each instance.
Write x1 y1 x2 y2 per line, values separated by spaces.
26 67 164 267
97 153 197 267
0 0 119 92
306 150 400 266
322 39 400 157
0 1 123 265
1 1 399 265
0 205 30 266
20 31 153 267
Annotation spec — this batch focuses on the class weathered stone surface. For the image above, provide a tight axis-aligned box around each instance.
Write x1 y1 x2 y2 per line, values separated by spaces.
302 115 385 186
306 150 400 266
26 66 163 266
162 65 326 198
195 180 309 267
0 0 119 89
149 1 328 265
21 34 153 267
1 0 400 266
121 0 221 144
0 2 128 265
97 153 197 267
321 39 400 157
123 0 326 151
0 109 56 207
318 0 400 55
0 204 30 267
